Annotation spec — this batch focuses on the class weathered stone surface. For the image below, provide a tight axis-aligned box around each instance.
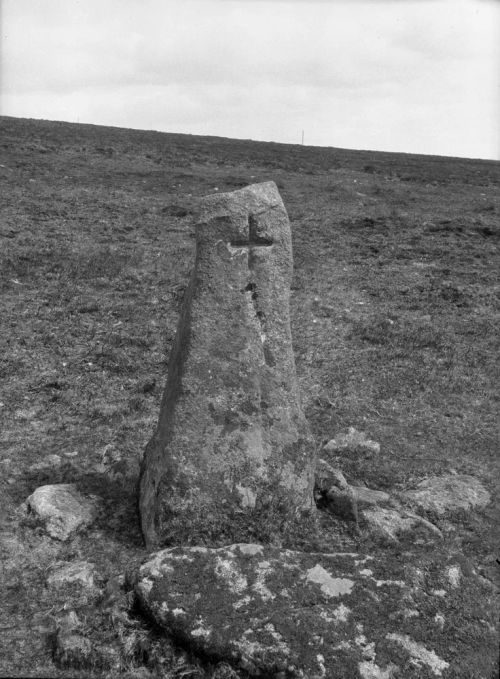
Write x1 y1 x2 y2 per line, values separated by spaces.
139 182 316 548
402 474 491 515
323 428 380 454
25 484 98 541
133 543 434 678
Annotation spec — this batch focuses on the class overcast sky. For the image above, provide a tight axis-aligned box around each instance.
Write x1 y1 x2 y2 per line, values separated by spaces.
1 0 499 159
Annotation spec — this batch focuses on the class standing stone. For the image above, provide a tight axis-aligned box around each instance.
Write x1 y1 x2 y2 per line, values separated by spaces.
139 182 316 548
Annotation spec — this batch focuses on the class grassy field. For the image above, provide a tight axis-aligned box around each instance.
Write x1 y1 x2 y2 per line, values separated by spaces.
0 115 498 677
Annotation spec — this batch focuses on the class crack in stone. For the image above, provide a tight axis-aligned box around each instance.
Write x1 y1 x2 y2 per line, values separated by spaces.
238 215 275 367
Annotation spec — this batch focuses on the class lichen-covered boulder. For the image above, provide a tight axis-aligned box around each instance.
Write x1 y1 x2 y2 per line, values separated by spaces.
139 182 316 548
133 543 430 678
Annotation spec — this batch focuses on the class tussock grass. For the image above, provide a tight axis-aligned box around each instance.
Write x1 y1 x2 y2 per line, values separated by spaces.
2 244 143 282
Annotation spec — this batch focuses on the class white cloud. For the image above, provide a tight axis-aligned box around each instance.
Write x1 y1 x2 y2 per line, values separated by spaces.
1 0 498 158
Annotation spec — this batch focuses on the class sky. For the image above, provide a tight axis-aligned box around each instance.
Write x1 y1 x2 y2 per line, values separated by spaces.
1 0 499 160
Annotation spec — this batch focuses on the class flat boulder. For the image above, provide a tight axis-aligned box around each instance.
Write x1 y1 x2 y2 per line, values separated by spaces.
402 475 490 515
25 484 98 541
133 543 444 678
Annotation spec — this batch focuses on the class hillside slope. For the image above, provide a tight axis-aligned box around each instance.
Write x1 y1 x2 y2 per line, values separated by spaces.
0 116 498 677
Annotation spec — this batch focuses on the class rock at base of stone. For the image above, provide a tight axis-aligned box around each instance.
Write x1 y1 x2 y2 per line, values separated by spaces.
314 459 389 525
139 182 316 548
25 484 98 541
402 474 491 515
362 507 442 543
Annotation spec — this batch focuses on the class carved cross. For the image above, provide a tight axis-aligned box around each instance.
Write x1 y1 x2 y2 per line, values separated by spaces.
230 215 273 249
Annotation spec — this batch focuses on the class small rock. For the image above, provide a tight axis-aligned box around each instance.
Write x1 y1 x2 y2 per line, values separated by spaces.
352 486 390 507
445 565 461 588
47 560 97 590
25 484 98 541
434 614 445 630
323 427 380 454
362 507 442 542
402 474 490 515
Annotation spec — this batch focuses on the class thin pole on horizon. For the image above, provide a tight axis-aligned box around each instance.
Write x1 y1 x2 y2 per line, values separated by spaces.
301 130 304 145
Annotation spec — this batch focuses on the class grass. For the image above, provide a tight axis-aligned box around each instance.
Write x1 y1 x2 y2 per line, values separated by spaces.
0 115 499 678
